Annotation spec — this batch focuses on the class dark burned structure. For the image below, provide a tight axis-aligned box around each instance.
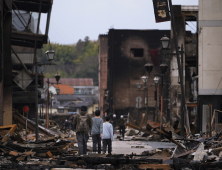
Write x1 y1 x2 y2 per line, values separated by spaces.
98 5 206 130
0 0 53 125
99 29 171 121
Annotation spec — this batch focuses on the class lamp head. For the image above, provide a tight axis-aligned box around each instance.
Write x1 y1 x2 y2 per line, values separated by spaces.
45 49 55 62
159 63 168 74
55 73 61 85
137 82 142 89
141 75 148 83
56 87 60 95
160 35 170 49
154 76 160 84
144 62 153 75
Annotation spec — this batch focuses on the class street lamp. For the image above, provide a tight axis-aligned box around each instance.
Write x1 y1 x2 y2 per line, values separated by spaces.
159 63 168 130
138 75 149 124
56 87 60 95
160 35 170 49
46 74 61 128
55 73 61 85
137 82 142 90
141 75 148 83
144 63 153 76
45 49 55 62
154 76 160 84
35 46 55 142
159 34 189 136
154 77 160 122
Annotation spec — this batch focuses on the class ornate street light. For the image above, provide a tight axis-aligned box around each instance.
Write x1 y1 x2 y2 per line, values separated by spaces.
153 76 160 122
139 75 149 124
56 87 60 95
141 76 148 83
137 82 142 90
55 73 61 85
160 35 170 49
35 46 56 142
154 77 160 84
159 63 168 74
144 62 153 76
45 49 55 62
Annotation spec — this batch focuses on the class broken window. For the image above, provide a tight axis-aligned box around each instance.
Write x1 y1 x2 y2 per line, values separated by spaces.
130 48 144 57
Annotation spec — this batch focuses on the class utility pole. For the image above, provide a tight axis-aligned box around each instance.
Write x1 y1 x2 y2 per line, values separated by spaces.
169 0 191 134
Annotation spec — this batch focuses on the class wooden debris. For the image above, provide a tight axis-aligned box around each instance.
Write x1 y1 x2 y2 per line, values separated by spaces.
138 164 172 170
46 151 55 159
0 124 17 142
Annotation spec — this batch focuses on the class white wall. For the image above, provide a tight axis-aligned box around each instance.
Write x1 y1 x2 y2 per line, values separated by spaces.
198 0 222 95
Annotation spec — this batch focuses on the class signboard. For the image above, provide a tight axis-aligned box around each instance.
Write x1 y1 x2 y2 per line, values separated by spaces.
152 0 170 23
13 69 33 90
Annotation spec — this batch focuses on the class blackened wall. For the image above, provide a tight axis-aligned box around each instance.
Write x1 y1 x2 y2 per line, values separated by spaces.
107 29 170 121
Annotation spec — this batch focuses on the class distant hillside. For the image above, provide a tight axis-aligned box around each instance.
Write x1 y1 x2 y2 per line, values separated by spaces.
37 36 99 85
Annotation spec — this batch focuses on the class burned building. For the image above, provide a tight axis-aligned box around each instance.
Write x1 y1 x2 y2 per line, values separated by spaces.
99 29 171 121
0 0 53 125
98 17 198 126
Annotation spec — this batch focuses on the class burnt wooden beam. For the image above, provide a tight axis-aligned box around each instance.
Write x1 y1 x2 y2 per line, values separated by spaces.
0 124 17 142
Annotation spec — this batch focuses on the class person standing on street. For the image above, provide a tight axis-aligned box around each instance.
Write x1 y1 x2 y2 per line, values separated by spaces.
118 115 125 139
73 106 93 156
91 110 103 154
102 116 113 154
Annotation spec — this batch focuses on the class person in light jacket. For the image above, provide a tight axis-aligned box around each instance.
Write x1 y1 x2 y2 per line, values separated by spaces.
102 116 113 154
91 110 103 153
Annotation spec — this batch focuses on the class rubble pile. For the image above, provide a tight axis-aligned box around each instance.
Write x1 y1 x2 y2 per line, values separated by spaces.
1 111 222 169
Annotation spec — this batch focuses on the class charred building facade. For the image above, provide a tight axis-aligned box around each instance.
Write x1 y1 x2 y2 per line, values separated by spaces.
0 0 53 125
99 29 171 121
99 28 197 126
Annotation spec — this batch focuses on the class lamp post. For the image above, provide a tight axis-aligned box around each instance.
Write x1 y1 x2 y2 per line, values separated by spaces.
159 64 168 130
154 77 160 122
168 0 190 134
35 47 55 142
56 87 60 95
46 73 61 128
160 34 188 136
137 76 149 124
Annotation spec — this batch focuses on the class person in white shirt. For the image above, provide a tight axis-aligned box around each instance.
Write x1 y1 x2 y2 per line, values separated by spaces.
102 116 113 154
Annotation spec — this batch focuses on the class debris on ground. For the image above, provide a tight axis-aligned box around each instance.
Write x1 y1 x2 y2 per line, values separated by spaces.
0 110 222 169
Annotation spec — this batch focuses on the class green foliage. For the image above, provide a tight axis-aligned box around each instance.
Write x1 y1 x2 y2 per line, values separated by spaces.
37 37 99 85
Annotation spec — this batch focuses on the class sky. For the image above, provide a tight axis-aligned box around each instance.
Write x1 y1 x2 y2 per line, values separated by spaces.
41 0 198 45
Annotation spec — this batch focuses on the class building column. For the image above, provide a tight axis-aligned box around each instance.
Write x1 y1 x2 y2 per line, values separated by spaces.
3 0 12 125
170 5 186 124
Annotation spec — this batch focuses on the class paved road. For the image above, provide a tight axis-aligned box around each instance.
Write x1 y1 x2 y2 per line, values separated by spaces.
86 134 176 155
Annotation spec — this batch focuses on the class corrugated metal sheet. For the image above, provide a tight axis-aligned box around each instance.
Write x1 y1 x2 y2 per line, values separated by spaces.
44 78 93 86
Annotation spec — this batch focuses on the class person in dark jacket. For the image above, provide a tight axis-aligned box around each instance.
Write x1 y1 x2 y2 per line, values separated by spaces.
118 115 125 139
73 106 93 156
